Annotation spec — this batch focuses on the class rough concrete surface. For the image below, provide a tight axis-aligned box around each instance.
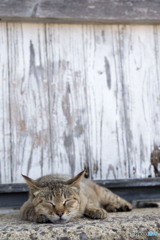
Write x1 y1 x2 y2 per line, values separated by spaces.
0 208 159 240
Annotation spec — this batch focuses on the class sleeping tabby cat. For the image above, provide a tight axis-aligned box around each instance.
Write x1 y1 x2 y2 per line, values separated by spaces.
20 170 132 223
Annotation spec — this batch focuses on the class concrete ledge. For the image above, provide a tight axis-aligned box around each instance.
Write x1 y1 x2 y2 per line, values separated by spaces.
0 208 159 240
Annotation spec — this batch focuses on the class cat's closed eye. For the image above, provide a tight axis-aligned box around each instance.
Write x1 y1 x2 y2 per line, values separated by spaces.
63 198 78 207
48 202 55 208
63 199 72 206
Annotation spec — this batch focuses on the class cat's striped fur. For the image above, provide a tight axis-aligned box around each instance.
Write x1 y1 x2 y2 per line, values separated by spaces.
20 170 132 223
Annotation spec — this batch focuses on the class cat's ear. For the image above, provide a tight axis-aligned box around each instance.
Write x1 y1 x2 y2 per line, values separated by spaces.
66 170 86 188
22 174 40 192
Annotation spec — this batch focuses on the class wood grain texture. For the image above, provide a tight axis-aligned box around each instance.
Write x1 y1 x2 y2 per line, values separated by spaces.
0 22 160 183
0 23 11 183
7 23 52 182
117 25 158 178
46 25 91 177
0 0 160 24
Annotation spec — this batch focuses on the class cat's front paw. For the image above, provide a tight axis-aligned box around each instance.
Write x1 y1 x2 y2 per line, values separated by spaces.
120 202 132 212
35 214 48 223
105 201 132 212
85 208 107 219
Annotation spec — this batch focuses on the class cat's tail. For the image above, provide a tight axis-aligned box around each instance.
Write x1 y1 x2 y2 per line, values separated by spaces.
132 200 160 208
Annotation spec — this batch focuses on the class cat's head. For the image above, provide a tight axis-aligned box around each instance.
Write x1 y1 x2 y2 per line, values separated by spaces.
22 170 85 223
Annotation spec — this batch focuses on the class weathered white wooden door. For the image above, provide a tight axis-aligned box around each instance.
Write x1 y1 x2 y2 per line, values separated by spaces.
0 23 159 183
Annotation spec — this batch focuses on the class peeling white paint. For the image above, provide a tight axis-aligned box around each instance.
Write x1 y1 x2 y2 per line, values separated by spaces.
0 23 159 183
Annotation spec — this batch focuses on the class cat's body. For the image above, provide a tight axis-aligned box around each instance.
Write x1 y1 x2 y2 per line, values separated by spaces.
20 171 132 223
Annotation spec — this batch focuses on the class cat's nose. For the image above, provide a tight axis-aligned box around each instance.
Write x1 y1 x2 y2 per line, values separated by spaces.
56 210 64 217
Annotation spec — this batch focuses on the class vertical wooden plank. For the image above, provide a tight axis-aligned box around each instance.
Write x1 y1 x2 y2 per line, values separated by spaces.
118 25 157 178
0 23 11 183
8 23 52 182
153 26 160 146
82 25 129 179
46 24 91 176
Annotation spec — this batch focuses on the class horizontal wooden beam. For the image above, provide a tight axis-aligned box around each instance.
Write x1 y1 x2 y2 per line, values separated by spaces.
1 178 160 193
0 178 160 208
0 0 160 24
